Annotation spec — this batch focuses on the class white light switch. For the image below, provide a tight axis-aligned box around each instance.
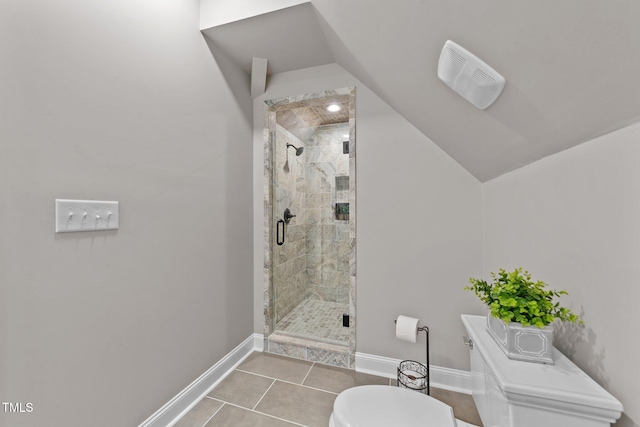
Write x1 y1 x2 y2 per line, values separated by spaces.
55 199 119 233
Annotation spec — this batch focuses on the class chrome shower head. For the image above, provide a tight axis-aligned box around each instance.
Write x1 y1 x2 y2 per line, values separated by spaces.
286 143 304 156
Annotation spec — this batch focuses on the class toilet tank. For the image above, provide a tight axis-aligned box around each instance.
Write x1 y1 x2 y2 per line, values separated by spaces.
461 315 623 427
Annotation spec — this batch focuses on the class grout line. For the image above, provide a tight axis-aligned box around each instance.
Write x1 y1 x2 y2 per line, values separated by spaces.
201 402 225 427
210 399 307 427
235 369 338 395
278 379 340 396
236 370 338 396
252 379 276 410
301 362 315 385
235 368 276 379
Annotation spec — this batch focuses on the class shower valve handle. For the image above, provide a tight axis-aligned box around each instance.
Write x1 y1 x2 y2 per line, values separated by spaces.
284 208 296 224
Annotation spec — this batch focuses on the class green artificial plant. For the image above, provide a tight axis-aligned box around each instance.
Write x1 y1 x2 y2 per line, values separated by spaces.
465 268 582 328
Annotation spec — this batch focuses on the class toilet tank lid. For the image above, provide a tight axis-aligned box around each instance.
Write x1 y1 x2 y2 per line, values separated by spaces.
461 315 623 419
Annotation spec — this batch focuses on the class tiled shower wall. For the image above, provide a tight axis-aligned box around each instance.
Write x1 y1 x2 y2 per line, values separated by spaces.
273 124 307 324
273 123 350 323
304 123 350 304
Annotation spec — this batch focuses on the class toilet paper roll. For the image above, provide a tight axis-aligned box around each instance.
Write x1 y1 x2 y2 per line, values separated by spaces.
395 315 419 343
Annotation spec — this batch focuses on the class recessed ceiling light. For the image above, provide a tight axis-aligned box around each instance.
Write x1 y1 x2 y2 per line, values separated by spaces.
343 134 349 138
326 104 341 112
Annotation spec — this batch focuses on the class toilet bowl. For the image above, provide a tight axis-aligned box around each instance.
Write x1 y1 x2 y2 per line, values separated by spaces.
329 385 461 427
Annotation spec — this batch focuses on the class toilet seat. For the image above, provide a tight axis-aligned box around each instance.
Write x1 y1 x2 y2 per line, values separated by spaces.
330 385 457 427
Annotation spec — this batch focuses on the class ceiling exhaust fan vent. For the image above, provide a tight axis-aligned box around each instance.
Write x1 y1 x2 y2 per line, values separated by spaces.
437 40 506 109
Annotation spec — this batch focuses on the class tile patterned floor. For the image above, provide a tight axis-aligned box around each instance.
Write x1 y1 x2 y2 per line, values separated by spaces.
276 300 350 344
174 352 483 427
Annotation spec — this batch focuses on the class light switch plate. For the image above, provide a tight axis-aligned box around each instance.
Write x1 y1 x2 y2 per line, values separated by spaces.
55 199 119 233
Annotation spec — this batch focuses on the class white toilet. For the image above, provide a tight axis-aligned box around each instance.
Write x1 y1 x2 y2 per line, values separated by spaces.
330 315 624 427
461 314 623 427
329 385 473 427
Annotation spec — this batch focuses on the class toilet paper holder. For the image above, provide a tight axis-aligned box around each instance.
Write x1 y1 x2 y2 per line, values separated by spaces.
394 319 430 395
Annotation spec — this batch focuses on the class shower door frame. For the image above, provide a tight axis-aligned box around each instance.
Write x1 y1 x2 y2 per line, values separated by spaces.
262 87 357 368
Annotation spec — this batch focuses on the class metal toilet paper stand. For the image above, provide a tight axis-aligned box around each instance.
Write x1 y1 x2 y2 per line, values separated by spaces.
394 320 430 395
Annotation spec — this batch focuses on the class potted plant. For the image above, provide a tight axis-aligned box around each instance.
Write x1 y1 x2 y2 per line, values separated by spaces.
465 268 582 364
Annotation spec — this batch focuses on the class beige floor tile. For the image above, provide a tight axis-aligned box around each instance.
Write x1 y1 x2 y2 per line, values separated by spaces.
303 363 389 393
193 353 483 427
207 370 274 409
204 404 297 427
237 352 313 384
174 398 223 427
431 388 483 426
255 380 336 427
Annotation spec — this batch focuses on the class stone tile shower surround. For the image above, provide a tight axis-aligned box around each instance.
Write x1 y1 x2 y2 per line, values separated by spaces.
273 124 307 324
303 123 350 304
263 88 357 369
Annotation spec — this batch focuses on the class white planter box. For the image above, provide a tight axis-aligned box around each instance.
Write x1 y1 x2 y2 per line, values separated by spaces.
486 314 554 364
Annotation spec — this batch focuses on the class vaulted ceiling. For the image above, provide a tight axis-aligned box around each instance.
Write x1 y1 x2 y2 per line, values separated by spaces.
202 0 640 182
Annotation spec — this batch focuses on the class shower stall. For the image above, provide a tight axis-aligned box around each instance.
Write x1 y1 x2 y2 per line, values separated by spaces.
262 88 356 368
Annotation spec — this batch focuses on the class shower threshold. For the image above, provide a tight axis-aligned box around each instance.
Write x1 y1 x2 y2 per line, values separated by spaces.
275 299 350 345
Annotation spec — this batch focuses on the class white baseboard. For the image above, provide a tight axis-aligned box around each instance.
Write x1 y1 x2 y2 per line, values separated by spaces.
355 352 472 394
138 333 261 427
254 333 265 351
355 352 402 378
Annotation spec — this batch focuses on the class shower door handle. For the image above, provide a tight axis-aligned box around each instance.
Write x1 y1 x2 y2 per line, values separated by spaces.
276 219 285 246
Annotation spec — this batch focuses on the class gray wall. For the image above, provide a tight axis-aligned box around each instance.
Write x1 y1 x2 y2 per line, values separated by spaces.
0 1 253 426
253 64 484 371
483 122 640 427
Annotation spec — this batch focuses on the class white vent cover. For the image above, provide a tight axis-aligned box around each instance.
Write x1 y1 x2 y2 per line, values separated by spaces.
437 40 506 109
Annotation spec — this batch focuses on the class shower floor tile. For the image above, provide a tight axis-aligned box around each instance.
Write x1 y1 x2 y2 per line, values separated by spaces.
276 299 350 344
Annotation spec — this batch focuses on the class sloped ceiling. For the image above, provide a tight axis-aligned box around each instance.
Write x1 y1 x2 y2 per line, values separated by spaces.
202 3 334 74
202 0 640 182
